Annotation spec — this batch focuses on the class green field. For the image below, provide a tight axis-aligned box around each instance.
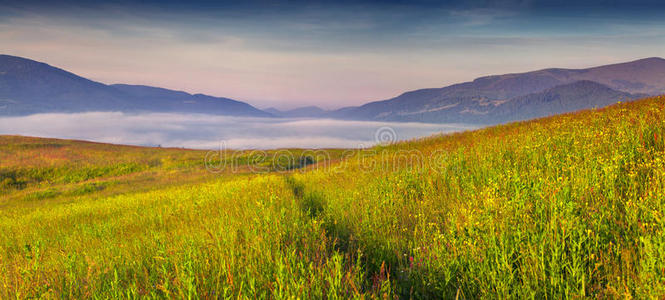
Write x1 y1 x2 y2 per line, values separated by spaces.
1 96 664 298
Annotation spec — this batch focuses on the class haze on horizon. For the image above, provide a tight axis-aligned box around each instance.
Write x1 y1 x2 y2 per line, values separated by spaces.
1 0 664 110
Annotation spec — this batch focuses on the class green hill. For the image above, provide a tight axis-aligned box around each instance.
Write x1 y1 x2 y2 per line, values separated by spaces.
1 95 664 298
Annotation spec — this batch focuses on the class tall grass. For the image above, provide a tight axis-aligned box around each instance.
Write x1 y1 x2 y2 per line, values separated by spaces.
292 96 665 298
1 96 664 298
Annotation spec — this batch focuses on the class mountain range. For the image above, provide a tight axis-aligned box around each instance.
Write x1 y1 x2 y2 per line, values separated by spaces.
0 55 271 117
328 57 665 124
1 54 664 124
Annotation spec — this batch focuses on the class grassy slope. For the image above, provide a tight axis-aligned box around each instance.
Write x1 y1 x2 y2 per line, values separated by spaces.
0 136 214 209
1 96 664 298
0 136 343 209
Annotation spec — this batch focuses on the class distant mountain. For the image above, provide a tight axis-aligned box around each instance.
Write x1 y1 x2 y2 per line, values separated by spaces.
0 55 271 117
263 107 282 115
111 84 272 116
264 106 328 118
574 57 665 95
493 81 644 122
3 54 663 124
331 57 665 124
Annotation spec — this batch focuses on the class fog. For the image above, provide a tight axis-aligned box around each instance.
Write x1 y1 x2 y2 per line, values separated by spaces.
0 112 477 149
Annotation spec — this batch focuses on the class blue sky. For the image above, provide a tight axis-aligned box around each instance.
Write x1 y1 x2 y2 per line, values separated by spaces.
1 0 664 109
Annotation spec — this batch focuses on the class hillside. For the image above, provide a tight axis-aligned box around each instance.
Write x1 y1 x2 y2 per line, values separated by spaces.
0 135 344 206
492 80 645 122
0 55 271 117
1 96 664 297
332 57 665 124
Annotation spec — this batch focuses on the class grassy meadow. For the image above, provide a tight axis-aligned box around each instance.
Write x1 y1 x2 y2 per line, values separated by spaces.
1 96 664 298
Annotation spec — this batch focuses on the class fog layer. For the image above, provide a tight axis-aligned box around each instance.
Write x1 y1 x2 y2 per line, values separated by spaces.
0 112 477 149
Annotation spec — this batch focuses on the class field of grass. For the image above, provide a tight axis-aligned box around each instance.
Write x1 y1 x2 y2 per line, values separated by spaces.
1 96 664 298
0 136 343 209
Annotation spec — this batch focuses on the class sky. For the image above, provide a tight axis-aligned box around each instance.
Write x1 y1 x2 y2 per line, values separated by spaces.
1 0 664 109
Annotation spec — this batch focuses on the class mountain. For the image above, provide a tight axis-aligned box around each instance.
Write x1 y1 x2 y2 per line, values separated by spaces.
331 57 665 124
264 106 328 118
3 54 663 123
0 55 128 115
493 81 644 123
574 57 665 95
0 55 271 117
345 81 643 125
263 107 282 115
110 84 272 116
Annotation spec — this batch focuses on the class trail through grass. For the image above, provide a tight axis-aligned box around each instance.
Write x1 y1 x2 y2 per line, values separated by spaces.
1 96 664 298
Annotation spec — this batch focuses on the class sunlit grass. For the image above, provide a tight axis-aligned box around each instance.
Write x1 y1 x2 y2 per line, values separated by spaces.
1 96 664 298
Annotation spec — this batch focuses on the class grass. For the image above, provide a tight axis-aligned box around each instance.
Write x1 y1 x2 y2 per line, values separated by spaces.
1 96 664 298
